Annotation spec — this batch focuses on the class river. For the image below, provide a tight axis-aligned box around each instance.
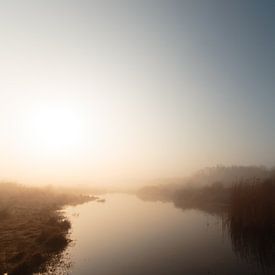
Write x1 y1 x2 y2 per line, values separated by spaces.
53 193 273 275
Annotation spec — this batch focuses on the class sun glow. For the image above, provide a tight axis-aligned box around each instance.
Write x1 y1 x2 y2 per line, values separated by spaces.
24 104 85 156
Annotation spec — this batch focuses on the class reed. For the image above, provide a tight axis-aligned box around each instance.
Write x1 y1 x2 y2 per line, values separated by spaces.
225 179 275 268
0 182 93 275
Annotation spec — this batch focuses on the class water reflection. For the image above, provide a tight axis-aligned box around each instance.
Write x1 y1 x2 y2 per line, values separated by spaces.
225 216 275 271
138 193 275 273
61 194 273 275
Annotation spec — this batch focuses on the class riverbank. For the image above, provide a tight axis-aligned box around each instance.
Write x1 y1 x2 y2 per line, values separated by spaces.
137 179 275 216
137 178 275 269
0 183 95 275
137 181 231 214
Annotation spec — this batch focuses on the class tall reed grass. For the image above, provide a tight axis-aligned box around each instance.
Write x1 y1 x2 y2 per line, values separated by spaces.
226 179 275 269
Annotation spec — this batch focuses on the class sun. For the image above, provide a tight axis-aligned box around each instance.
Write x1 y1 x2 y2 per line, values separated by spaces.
25 104 84 155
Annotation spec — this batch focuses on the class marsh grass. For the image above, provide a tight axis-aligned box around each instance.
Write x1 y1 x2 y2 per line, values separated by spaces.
138 177 275 269
0 182 94 275
229 179 275 228
225 179 275 269
0 207 10 220
138 182 231 214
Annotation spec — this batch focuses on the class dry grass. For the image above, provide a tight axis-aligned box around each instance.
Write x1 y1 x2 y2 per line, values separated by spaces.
0 182 94 275
137 182 230 214
229 179 275 228
138 178 275 268
224 179 275 269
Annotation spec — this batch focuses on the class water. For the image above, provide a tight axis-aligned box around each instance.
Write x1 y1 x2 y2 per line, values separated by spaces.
59 194 273 275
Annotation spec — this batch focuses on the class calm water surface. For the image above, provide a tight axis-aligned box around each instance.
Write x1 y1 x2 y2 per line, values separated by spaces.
58 194 273 275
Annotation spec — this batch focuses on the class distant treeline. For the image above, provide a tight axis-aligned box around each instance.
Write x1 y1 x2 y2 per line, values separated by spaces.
137 166 275 204
189 165 274 187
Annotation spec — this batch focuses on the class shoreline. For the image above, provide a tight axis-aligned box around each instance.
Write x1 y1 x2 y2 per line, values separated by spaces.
0 183 96 275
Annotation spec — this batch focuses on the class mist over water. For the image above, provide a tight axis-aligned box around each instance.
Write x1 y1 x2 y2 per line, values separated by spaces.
1 1 275 274
57 194 273 275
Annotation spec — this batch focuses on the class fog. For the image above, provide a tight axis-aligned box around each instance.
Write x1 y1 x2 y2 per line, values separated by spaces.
0 1 274 273
1 0 275 186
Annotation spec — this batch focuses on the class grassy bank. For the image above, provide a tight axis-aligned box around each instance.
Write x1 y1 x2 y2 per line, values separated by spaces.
137 178 275 268
137 178 275 215
0 183 95 275
137 182 231 214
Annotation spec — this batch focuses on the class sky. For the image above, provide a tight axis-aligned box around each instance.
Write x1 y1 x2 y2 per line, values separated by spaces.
0 0 274 185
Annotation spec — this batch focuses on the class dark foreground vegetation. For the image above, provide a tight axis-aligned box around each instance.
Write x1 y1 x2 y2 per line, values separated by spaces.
225 179 275 269
0 182 95 275
137 166 275 270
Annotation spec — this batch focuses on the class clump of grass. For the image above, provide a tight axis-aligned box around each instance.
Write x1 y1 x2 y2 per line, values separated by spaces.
229 179 275 229
171 183 230 215
0 182 93 275
37 217 71 252
225 179 275 268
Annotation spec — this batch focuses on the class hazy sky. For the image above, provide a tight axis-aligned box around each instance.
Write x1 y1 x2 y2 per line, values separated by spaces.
0 0 274 185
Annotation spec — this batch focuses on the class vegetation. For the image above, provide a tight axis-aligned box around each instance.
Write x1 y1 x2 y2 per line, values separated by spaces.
225 179 275 268
189 165 270 187
0 182 95 275
137 167 275 269
137 166 275 213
